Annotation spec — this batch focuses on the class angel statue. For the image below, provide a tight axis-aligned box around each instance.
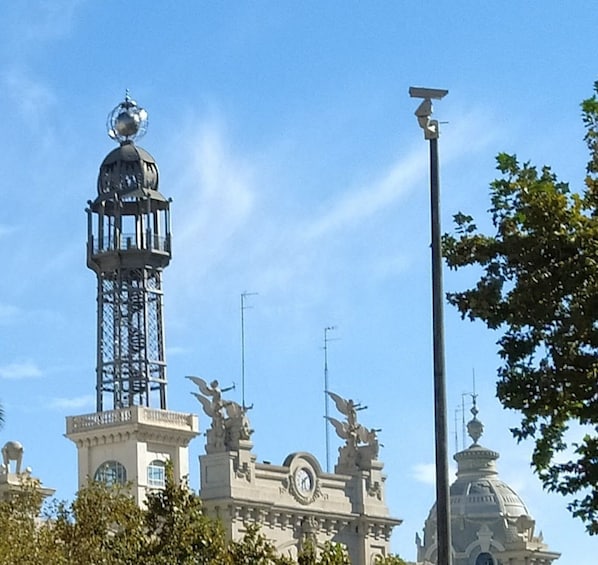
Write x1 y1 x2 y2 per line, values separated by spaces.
187 376 234 453
356 425 381 462
327 391 362 447
224 401 254 450
327 390 381 472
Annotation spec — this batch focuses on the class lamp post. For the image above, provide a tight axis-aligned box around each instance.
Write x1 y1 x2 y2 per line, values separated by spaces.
409 86 452 565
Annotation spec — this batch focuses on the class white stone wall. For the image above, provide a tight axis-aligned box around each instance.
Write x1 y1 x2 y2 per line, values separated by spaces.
199 447 400 565
66 406 198 503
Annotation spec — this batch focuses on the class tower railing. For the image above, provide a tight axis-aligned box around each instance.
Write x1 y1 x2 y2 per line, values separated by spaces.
66 406 196 434
90 233 170 254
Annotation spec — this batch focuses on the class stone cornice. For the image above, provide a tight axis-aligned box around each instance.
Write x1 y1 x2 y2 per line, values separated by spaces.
66 407 198 447
211 500 401 535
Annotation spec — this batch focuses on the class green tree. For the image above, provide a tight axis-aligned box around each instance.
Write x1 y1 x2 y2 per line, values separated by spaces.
442 81 598 534
374 555 407 565
226 523 293 564
142 465 228 564
298 540 351 565
0 467 405 563
0 479 62 564
51 480 145 563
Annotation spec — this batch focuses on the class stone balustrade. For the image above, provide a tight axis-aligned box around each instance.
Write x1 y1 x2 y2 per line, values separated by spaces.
66 406 195 434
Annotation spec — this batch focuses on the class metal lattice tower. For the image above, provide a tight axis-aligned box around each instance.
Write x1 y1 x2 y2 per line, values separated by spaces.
87 94 171 411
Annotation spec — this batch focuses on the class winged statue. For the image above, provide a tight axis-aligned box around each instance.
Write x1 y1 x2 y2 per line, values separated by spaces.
326 416 351 441
187 375 220 399
327 391 354 418
191 392 217 418
224 401 244 419
187 375 250 453
357 425 381 445
327 389 381 471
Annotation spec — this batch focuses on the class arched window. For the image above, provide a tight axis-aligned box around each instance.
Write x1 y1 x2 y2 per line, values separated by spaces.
94 460 127 486
475 552 495 565
147 459 166 488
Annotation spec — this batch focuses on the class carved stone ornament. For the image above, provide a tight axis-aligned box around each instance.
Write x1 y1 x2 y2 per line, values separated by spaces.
235 461 252 482
1 441 24 474
367 478 382 500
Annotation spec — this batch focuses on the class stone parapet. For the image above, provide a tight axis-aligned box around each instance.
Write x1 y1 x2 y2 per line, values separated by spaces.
66 406 197 435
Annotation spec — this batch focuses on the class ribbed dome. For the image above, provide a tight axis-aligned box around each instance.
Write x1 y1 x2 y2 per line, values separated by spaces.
450 444 529 521
416 403 559 564
97 141 159 195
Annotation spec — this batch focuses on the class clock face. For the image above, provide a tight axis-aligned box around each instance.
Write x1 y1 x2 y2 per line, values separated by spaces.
294 467 314 493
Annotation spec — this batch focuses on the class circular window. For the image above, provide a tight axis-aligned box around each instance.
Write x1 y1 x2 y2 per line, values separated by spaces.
94 460 127 486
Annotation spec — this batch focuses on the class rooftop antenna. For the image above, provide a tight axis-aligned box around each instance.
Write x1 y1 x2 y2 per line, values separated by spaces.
454 388 475 452
453 405 460 453
240 292 258 409
323 325 339 473
461 391 468 449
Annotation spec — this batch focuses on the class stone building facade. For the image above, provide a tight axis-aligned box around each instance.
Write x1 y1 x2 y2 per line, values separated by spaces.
191 378 401 564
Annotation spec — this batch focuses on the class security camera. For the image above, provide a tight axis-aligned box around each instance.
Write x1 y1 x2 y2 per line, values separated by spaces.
414 99 432 118
409 87 449 100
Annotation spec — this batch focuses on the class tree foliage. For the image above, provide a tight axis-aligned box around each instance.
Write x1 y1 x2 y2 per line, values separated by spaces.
141 467 227 564
51 480 145 563
298 540 351 565
442 81 598 533
0 466 403 563
374 555 408 565
0 479 60 564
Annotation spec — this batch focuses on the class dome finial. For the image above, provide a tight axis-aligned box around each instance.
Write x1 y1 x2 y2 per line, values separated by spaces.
106 91 148 144
466 392 484 445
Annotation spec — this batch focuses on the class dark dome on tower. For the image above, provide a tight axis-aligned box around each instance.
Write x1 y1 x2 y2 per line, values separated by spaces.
97 141 159 196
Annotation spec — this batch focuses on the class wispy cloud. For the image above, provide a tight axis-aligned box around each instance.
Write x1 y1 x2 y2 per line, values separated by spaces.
0 361 42 380
167 346 189 357
49 394 94 410
300 105 499 244
412 462 457 486
412 463 437 486
303 148 426 240
441 106 501 163
175 121 256 277
4 0 84 45
168 108 499 307
1 69 56 125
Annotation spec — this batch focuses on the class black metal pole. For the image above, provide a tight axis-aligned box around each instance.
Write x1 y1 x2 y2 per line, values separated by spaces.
324 327 330 473
429 135 452 565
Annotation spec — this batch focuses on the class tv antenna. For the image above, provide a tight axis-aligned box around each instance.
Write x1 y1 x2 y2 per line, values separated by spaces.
454 391 471 452
323 325 339 473
455 406 463 453
240 291 258 409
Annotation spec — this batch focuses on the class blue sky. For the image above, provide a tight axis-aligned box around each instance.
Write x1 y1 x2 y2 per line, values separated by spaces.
1 1 597 562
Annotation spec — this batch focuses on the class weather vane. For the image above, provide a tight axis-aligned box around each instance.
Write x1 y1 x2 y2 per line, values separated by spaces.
106 91 148 143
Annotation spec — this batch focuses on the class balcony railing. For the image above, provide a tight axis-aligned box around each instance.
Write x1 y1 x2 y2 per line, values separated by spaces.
66 406 196 434
90 233 170 255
